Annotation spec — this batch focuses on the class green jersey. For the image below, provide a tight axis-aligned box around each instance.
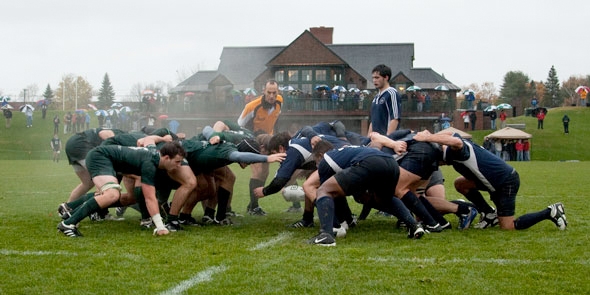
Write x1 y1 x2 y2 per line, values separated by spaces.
85 145 160 186
182 137 237 174
65 128 125 164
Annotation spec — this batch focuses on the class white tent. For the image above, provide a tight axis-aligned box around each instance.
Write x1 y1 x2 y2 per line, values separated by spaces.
437 127 472 139
486 127 532 139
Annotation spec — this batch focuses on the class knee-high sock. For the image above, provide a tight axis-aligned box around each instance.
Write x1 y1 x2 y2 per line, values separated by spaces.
401 191 437 226
67 192 95 210
384 197 418 226
419 196 448 225
315 197 335 235
65 197 100 226
465 189 495 213
248 179 265 209
134 187 150 219
514 208 551 230
334 197 352 226
215 187 231 221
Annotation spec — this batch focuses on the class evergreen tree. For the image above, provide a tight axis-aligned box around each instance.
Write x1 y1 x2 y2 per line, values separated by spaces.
42 84 54 103
97 73 116 109
499 71 531 114
544 65 561 107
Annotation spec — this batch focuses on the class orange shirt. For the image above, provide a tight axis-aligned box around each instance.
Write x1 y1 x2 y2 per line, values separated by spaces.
237 94 283 135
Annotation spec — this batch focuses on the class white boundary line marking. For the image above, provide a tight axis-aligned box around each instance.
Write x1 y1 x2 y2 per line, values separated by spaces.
1 249 78 256
368 256 590 265
249 231 292 251
159 265 228 295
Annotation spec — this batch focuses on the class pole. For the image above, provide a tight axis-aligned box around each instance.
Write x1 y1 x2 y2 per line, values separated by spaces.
23 89 27 104
62 81 65 111
75 78 78 110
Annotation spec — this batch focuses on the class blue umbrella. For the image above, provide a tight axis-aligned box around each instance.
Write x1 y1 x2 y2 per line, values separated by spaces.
315 84 330 91
95 110 108 116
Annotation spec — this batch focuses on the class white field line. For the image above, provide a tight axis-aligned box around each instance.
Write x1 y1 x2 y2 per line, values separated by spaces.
159 265 228 295
368 256 590 265
249 231 293 251
0 249 78 256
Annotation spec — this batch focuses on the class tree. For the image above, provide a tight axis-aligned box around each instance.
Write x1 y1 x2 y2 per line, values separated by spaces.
499 71 533 114
561 75 590 106
97 73 116 109
543 65 561 107
55 74 93 110
42 84 54 105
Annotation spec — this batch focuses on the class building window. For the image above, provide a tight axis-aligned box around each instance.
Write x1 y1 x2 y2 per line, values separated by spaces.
288 70 298 82
302 70 312 81
275 70 284 82
315 69 326 81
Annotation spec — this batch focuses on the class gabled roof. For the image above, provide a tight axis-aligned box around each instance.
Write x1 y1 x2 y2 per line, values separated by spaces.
170 70 218 92
268 30 347 66
405 68 460 90
217 46 282 90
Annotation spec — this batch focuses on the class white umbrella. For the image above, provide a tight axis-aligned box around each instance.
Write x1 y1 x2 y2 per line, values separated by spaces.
119 106 133 113
484 105 498 112
434 85 450 91
87 103 98 111
19 104 35 112
1 104 13 110
111 102 123 108
348 87 360 93
332 85 346 92
407 85 421 91
243 88 257 96
463 89 475 95
281 85 295 91
497 103 512 110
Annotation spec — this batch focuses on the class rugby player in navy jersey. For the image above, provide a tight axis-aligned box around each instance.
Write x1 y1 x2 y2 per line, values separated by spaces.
253 132 350 227
304 143 425 246
368 64 401 135
413 130 567 231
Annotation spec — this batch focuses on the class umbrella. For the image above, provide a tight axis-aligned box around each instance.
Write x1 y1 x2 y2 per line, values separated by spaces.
281 85 295 91
332 85 347 92
158 114 169 120
483 105 497 112
119 106 133 113
36 99 48 106
575 86 590 94
1 104 13 110
434 85 450 91
243 88 257 96
348 87 360 93
361 90 371 95
87 103 98 111
315 85 330 91
184 92 195 96
497 103 512 110
107 109 120 116
75 109 87 114
111 102 123 108
407 85 421 91
19 104 35 112
1 96 10 103
95 110 108 116
463 89 475 95
531 107 548 116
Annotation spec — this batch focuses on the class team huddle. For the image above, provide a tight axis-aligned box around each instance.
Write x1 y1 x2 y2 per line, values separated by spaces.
56 73 568 247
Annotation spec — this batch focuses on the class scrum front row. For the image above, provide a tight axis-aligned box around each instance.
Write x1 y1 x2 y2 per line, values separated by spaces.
56 121 567 246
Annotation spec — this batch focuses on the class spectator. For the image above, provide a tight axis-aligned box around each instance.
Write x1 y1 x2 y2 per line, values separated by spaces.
53 115 60 134
3 108 12 128
499 109 507 128
562 114 570 134
536 110 545 129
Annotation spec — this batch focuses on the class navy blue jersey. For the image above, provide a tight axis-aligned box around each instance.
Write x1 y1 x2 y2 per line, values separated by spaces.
444 134 514 192
318 146 391 183
370 87 401 134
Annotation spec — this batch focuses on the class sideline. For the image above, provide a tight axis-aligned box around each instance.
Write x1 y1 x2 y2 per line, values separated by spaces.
159 265 228 295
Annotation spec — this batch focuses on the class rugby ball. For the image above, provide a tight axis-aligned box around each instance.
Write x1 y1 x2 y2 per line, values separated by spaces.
282 185 305 202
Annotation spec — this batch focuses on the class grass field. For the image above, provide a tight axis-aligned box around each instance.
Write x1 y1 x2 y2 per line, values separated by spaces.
0 107 589 294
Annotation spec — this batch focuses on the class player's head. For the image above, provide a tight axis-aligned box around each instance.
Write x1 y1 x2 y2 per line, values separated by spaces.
256 133 273 155
237 138 260 154
159 141 186 171
263 79 279 105
312 140 334 164
267 132 291 154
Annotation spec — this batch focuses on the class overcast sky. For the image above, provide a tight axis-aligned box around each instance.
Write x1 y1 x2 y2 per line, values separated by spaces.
1 0 588 100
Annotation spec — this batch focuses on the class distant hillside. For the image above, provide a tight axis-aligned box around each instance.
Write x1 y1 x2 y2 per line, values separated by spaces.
0 107 588 161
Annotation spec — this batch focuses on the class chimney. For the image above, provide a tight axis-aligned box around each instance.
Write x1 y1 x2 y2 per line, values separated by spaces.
310 26 333 45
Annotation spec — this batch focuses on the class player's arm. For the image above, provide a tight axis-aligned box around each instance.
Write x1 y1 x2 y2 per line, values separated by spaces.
413 130 463 150
386 119 399 134
142 183 169 235
369 132 406 154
